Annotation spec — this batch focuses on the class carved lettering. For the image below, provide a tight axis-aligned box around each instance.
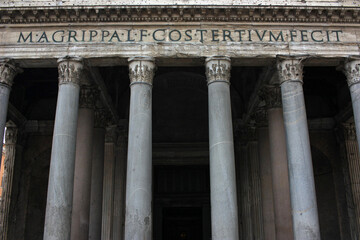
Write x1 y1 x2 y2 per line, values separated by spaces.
16 28 344 44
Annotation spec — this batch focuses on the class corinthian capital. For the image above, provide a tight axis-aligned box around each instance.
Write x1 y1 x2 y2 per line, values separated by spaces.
79 86 98 109
0 59 21 88
344 56 360 87
259 85 282 109
343 122 357 141
205 56 231 85
277 56 306 84
5 126 18 145
57 56 83 86
94 108 108 128
128 57 156 85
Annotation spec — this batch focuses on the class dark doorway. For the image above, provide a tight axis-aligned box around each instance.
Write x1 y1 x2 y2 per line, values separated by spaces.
163 207 203 240
153 165 211 240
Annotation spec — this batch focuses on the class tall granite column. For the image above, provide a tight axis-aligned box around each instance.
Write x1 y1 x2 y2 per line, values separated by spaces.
239 143 253 240
205 56 239 240
89 109 106 240
261 85 294 240
71 83 97 240
277 56 320 240
255 109 276 240
0 60 20 165
102 126 117 240
247 127 264 240
0 123 18 239
342 122 360 237
44 57 83 240
344 57 360 150
113 129 127 240
124 57 155 240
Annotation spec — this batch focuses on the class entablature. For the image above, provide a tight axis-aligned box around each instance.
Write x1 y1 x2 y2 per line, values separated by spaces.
0 5 359 24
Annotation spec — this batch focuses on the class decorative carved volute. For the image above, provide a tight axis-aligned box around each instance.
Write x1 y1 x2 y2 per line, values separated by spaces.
259 85 282 109
128 57 156 85
79 86 98 109
205 56 231 85
277 56 305 84
0 59 21 88
344 57 360 87
57 57 83 86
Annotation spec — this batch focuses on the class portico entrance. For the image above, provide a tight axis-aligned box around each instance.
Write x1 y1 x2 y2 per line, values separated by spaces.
153 165 211 240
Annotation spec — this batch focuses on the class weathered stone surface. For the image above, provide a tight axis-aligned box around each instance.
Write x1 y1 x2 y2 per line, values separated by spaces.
43 57 82 240
278 56 321 240
0 25 358 66
124 57 155 240
0 0 357 7
206 56 239 240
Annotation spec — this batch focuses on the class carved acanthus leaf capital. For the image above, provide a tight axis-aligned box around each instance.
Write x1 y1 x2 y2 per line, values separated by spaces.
105 125 119 143
5 126 18 145
0 59 21 88
57 57 83 86
205 56 231 85
344 57 360 87
259 85 282 109
253 108 268 127
94 108 108 128
79 86 98 109
128 57 156 85
343 122 357 141
277 56 306 84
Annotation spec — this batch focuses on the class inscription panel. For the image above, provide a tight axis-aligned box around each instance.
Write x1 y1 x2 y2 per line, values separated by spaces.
0 24 359 65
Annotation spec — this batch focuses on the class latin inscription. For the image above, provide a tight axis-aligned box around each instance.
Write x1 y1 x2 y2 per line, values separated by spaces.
17 28 343 44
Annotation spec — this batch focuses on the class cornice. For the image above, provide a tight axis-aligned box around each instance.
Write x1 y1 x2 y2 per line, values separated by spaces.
0 6 359 24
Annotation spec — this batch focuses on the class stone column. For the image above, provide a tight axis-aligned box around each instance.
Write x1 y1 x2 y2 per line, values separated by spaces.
247 127 264 240
205 56 239 240
44 57 83 240
342 122 360 237
0 123 18 240
71 83 97 240
239 144 253 240
277 56 320 240
261 85 294 240
124 57 155 240
344 57 360 150
89 109 106 240
255 109 276 240
113 129 127 240
102 126 117 240
0 60 20 165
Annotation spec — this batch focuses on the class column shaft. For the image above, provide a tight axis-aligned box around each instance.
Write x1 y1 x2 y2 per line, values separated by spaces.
277 56 320 240
240 145 253 240
0 60 19 165
112 131 127 240
258 126 276 240
206 56 239 240
71 87 96 240
44 57 83 240
268 108 294 240
0 124 17 240
344 58 360 152
125 57 155 240
102 128 117 240
89 121 106 240
343 123 360 237
248 139 264 240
